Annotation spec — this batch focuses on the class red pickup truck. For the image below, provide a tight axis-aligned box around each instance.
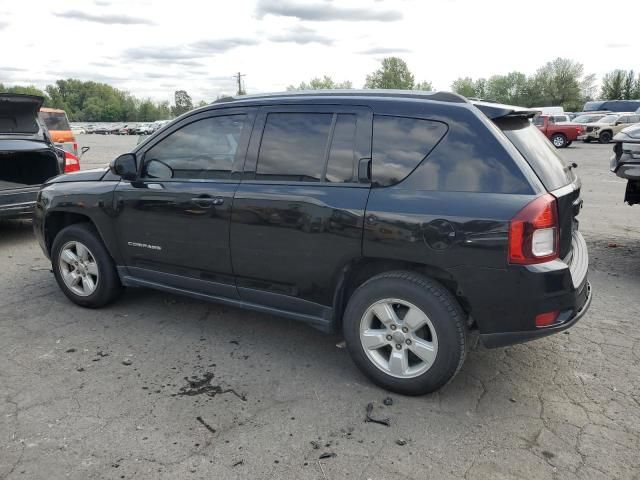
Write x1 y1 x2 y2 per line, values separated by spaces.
533 115 583 148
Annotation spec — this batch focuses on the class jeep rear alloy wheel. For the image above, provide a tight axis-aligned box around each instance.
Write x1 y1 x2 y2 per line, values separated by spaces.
343 271 466 395
59 241 99 296
360 299 438 378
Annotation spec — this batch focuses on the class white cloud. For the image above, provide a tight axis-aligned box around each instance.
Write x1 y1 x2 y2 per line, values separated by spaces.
1 0 639 103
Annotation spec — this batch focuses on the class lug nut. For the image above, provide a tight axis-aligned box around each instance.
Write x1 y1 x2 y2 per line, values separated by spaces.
395 344 402 350
402 327 408 333
390 325 397 330
406 339 412 345
386 335 392 341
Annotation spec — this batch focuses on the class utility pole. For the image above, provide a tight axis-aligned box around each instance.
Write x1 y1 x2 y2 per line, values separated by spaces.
235 72 246 96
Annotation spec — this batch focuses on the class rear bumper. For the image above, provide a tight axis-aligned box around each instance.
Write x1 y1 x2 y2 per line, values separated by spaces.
0 187 38 219
452 230 591 348
480 281 591 348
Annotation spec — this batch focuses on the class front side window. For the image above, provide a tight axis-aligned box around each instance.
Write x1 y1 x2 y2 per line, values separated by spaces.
372 115 447 186
143 115 246 180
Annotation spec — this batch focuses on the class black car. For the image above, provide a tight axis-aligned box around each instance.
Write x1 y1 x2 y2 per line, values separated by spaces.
33 91 591 395
1 94 64 219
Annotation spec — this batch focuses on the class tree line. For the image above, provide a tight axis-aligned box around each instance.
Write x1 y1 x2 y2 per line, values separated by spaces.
0 80 205 122
2 57 639 121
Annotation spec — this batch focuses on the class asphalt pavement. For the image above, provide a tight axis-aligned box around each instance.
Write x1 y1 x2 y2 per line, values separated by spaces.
0 136 638 479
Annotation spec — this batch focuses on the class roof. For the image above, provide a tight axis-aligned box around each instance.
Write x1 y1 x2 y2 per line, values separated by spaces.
213 89 468 105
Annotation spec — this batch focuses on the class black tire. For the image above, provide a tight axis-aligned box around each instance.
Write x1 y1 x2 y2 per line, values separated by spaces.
51 223 122 308
583 138 592 143
551 133 567 148
599 131 612 144
342 271 467 395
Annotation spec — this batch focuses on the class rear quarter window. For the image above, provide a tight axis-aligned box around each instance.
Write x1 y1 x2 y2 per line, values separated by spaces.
372 115 447 186
496 117 574 191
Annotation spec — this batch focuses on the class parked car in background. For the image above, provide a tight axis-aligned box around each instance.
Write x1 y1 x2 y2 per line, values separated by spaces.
33 91 591 395
39 107 78 157
579 113 640 143
71 125 86 135
611 123 640 205
572 113 608 125
92 126 111 135
583 100 640 113
0 94 72 218
533 115 583 147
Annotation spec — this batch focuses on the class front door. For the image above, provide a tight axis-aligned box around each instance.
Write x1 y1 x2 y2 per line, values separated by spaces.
113 108 254 298
230 105 372 322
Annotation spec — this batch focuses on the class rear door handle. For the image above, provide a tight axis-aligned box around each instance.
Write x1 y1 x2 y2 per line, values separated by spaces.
191 196 224 207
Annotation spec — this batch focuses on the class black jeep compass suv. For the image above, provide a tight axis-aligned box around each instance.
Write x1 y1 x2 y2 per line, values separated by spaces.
33 91 591 395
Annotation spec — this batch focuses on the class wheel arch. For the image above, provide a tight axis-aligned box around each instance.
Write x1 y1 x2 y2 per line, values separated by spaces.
332 257 470 331
44 211 117 262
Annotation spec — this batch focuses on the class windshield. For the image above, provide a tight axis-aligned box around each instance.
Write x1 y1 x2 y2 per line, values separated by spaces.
598 115 618 124
39 111 70 131
573 114 603 124
496 117 574 191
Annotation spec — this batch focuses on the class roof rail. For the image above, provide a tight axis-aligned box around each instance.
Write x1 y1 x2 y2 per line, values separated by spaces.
213 89 468 104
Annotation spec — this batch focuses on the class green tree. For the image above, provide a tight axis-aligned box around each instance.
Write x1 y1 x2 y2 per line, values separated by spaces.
601 69 639 100
172 90 193 117
529 58 587 111
0 83 48 100
414 80 433 91
196 100 209 108
451 77 477 98
364 57 415 89
287 75 353 90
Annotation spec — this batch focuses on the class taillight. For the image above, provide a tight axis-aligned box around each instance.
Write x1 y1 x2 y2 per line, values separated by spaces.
64 151 80 173
508 194 559 264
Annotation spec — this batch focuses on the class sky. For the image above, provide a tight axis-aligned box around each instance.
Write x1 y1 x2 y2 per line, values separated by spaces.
1 0 639 103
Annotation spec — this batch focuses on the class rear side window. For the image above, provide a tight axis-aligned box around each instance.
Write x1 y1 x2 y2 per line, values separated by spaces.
39 111 70 131
372 115 447 186
256 112 358 183
497 117 574 191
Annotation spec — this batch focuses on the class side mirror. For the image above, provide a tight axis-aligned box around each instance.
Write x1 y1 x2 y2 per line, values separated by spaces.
110 153 137 181
615 121 622 126
144 159 174 179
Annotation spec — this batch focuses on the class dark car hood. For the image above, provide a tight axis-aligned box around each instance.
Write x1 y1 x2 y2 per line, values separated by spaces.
48 167 109 184
0 94 44 134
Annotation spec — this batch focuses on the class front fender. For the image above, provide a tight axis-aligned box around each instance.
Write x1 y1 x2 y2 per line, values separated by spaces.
36 180 123 264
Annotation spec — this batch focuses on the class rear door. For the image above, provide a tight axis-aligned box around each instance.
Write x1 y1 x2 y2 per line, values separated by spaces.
230 105 372 322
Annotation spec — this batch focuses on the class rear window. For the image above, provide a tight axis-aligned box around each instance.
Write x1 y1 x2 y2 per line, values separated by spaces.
372 115 447 186
39 111 70 131
497 117 574 191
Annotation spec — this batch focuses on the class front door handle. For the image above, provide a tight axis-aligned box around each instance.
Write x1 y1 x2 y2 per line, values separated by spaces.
191 196 224 207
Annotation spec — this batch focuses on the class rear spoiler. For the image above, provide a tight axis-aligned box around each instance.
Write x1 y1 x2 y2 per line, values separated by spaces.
472 101 539 120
